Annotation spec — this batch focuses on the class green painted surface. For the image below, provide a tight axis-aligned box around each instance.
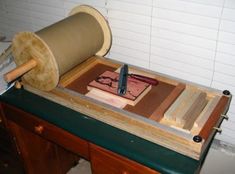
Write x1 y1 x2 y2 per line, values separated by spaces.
0 87 201 174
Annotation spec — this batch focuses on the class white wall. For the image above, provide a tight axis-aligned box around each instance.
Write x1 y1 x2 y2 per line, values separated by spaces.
0 0 235 145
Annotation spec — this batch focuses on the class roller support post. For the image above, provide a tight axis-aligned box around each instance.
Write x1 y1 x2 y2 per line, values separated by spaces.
4 59 37 83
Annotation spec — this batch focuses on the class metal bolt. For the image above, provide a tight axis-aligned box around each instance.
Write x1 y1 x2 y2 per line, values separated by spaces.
223 90 230 96
193 135 202 143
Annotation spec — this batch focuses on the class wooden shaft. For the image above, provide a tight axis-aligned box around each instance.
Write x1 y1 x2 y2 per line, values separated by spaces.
4 59 37 83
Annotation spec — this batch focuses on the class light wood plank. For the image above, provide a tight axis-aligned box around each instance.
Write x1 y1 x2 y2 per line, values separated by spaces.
191 96 220 135
149 83 185 121
164 88 194 120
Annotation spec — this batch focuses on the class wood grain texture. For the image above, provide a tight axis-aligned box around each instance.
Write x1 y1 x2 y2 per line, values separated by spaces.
164 88 195 121
2 103 89 160
8 120 64 174
163 88 207 130
19 56 230 160
4 59 37 83
87 71 152 106
180 92 207 130
90 143 159 174
199 96 230 140
149 83 185 121
191 96 220 135
24 85 203 160
64 58 176 118
59 56 117 87
0 104 25 174
86 89 127 108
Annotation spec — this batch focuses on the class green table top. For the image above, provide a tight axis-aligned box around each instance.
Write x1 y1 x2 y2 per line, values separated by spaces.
1 87 202 174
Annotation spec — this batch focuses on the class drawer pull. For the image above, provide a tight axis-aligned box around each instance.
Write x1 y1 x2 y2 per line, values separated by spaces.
34 125 44 134
122 171 129 174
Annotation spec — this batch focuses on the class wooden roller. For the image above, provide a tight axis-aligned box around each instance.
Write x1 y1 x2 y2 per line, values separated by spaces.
4 5 111 91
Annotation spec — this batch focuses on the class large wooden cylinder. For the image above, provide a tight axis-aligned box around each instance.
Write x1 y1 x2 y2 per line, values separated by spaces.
10 5 111 91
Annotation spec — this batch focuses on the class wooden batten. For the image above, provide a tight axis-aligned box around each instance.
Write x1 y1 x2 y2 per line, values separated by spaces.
191 96 220 135
149 83 185 121
199 96 230 140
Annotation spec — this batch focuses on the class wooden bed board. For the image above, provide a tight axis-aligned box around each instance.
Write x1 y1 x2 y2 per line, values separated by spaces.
60 56 176 119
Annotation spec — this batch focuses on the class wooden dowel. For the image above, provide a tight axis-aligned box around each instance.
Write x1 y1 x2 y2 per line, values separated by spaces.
4 59 37 83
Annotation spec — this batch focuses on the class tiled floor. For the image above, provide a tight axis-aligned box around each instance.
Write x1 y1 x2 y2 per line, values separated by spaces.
68 140 235 174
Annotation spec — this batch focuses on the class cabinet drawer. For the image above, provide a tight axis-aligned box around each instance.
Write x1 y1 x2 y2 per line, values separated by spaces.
90 144 159 174
2 103 89 159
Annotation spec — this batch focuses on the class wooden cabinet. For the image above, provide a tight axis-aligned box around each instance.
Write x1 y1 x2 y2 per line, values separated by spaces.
8 120 78 174
1 103 82 174
90 144 159 174
1 102 161 174
2 103 89 159
0 106 24 174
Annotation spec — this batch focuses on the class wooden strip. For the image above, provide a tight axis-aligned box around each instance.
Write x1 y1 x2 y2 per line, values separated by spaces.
59 57 99 87
176 92 207 125
191 96 220 135
149 83 185 121
86 89 127 108
182 92 207 130
199 96 230 140
164 88 194 121
87 84 152 106
59 56 120 87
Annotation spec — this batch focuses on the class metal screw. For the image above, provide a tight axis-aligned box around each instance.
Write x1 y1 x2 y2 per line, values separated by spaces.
193 135 202 143
223 90 230 96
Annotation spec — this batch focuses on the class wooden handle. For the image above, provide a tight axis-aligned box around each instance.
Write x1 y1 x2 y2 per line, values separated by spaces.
4 59 37 83
34 125 44 134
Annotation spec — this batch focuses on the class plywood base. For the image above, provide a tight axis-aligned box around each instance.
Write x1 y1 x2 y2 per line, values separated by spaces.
86 89 127 108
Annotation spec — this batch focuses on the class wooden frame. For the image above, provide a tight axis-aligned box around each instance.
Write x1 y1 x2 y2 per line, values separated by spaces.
23 56 231 160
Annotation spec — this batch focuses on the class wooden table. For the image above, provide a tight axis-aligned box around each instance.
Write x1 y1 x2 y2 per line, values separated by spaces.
0 87 205 174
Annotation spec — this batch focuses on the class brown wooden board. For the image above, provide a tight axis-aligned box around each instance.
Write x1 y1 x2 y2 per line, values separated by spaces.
66 63 116 94
149 83 186 122
87 71 151 103
65 61 176 118
191 96 220 135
